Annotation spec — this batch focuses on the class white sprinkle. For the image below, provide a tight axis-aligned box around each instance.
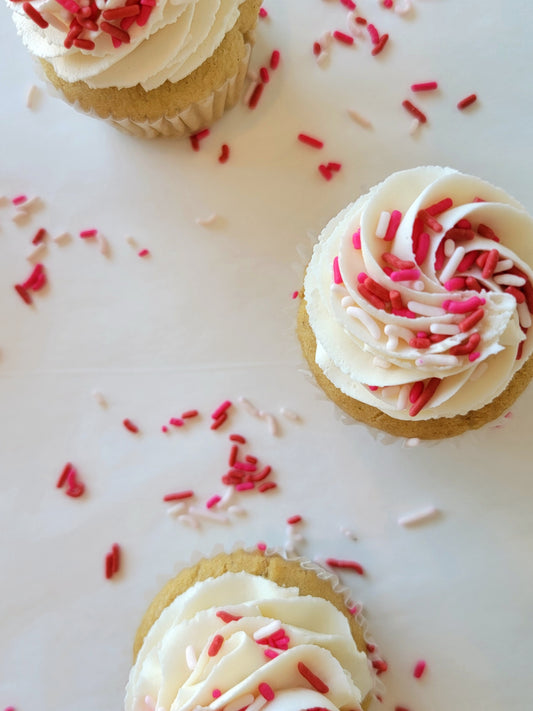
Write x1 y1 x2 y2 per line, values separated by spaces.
185 645 197 670
331 283 349 298
493 274 526 287
26 242 46 262
195 214 218 227
404 437 420 447
346 306 381 340
373 356 391 369
91 390 108 407
53 231 71 244
347 108 372 129
217 487 235 509
395 0 412 14
166 502 186 517
97 234 110 256
126 236 138 248
407 301 446 317
470 361 489 381
319 30 333 48
227 504 246 517
238 396 261 417
409 118 421 135
187 505 229 524
493 259 514 273
224 695 256 711
265 413 279 436
253 620 282 640
177 514 200 529
384 324 415 349
244 696 268 711
341 295 354 308
444 239 455 258
416 354 459 367
280 407 301 422
439 246 466 285
412 280 425 291
26 84 40 110
398 506 440 527
430 323 460 335
316 50 330 67
518 300 532 329
375 211 390 239
397 383 410 411
340 526 358 540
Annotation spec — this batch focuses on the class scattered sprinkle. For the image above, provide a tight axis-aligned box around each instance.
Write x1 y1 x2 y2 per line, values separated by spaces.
298 132 324 149
457 93 477 110
26 84 40 109
413 659 427 679
398 506 440 527
402 100 427 123
105 543 121 580
163 490 194 502
218 143 230 163
411 81 438 92
325 557 364 575
195 213 219 227
122 418 139 434
347 108 373 129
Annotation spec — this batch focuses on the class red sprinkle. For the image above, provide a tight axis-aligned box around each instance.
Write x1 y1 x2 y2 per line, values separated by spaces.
411 81 438 92
138 249 150 257
100 21 131 43
297 662 329 693
208 634 224 657
270 49 281 70
229 433 246 444
340 0 356 8
326 558 364 575
211 413 227 430
12 195 27 206
163 490 194 502
372 33 389 56
248 83 264 109
14 284 32 305
182 409 199 418
65 466 85 498
413 659 427 679
409 378 441 417
229 444 238 467
426 197 453 216
333 30 354 45
212 400 232 419
298 133 324 149
259 66 270 83
287 515 302 525
318 164 333 181
56 463 73 489
23 2 48 27
258 481 277 493
218 144 230 164
79 229 97 238
216 610 242 623
402 100 427 124
372 659 389 674
111 543 121 574
457 93 477 110
367 23 380 44
123 418 139 433
32 228 47 245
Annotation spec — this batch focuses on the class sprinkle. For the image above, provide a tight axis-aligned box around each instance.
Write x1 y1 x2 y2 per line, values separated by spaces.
340 0 356 8
138 249 150 257
426 197 453 216
258 683 275 701
372 659 388 674
188 505 229 524
230 433 246 444
65 465 85 498
26 84 40 109
163 490 194 502
212 689 222 699
287 514 302 524
347 108 372 129
298 133 324 149
326 558 364 575
297 661 329 693
212 400 232 420
185 645 197 670
92 390 108 407
402 100 427 124
390 268 420 282
224 695 256 711
346 307 381 339
352 229 361 249
195 213 219 226
457 93 477 110
372 33 389 56
439 245 466 284
206 495 222 509
259 7 268 17
270 49 281 70
12 195 27 206
413 659 427 678
208 634 224 657
398 506 439 527
367 23 380 44
411 81 438 92
259 66 270 83
123 418 139 433
252 465 271 482
56 462 73 489
443 296 485 314
318 164 333 181
407 301 446 317
249 83 264 109
376 211 391 238
254 620 282 640
257 542 267 551
105 543 121 580
258 481 277 493
14 284 32 305
458 307 484 333
333 30 354 45
80 229 97 239
218 144 230 163
383 210 402 241
333 256 342 284
23 2 48 28
264 648 278 660
409 378 441 417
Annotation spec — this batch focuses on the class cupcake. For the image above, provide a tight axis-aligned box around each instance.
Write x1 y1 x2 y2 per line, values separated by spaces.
8 0 261 137
125 549 374 711
299 166 533 439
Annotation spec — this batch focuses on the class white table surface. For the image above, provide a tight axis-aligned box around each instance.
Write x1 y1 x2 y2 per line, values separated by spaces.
1 2 532 710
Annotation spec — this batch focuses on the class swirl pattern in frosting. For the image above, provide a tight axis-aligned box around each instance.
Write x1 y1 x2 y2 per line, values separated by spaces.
125 571 373 711
8 0 245 90
304 166 533 420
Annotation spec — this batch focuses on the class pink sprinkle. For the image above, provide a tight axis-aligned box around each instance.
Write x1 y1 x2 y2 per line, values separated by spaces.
65 466 85 498
212 400 232 419
340 0 356 8
235 482 255 491
123 418 139 433
383 0 393 7
260 66 270 83
217 610 242 623
264 648 278 659
208 634 224 656
443 296 485 314
270 49 281 70
384 210 402 241
333 30 354 45
79 229 98 238
182 409 199 418
298 133 324 149
169 417 184 427
457 93 477 110
352 229 361 249
212 689 222 699
390 268 420 281
259 7 268 17
258 481 277 492
292 290 299 299
12 194 27 206
258 683 275 701
413 660 427 679
468 351 481 362
211 413 227 430
426 197 453 216
333 256 342 284
297 661 329 694
161 425 168 433
257 542 267 551
163 490 194 502
367 23 380 44
138 249 150 257
348 604 358 615
287 514 302 524
233 460 256 472
372 33 389 56
411 81 438 92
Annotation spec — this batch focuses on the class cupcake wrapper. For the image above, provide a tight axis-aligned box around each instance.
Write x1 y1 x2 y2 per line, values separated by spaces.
38 43 252 139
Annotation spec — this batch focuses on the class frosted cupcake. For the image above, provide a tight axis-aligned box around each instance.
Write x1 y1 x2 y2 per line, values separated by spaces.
125 549 374 711
299 166 533 439
7 0 261 137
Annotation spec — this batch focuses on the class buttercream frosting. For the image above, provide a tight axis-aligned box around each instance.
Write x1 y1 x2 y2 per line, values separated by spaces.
8 0 245 90
125 571 373 711
304 166 533 420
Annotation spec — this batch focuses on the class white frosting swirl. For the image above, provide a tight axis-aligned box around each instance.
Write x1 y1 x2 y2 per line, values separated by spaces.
125 571 373 711
304 167 533 420
8 0 245 90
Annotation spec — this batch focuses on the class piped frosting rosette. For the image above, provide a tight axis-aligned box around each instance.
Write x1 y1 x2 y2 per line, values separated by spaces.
9 0 244 90
125 571 373 711
304 166 533 421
